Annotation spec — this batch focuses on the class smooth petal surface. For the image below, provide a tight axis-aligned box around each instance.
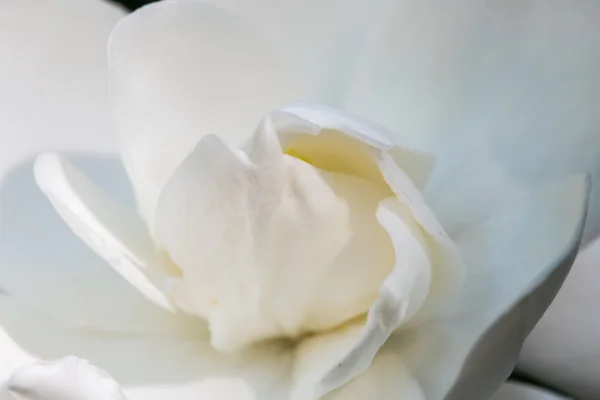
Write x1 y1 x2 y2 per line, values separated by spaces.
292 322 425 400
209 0 397 102
0 0 186 343
110 0 324 229
323 176 588 400
261 105 463 397
518 235 600 399
345 0 600 244
154 122 397 351
1 357 128 400
0 154 205 355
34 153 176 311
491 382 571 400
0 297 290 400
0 0 123 178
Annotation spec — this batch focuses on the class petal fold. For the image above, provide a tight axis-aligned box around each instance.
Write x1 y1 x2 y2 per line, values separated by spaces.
1 357 128 400
400 176 588 400
34 153 176 312
345 1 600 244
109 1 322 228
302 175 588 400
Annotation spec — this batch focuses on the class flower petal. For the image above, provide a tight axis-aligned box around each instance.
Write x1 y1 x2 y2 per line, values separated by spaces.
274 104 464 318
109 0 323 229
397 176 587 400
1 357 128 400
345 1 600 244
304 175 587 400
0 155 198 338
291 321 426 400
490 382 572 400
517 235 600 398
154 122 398 351
0 0 123 177
208 0 398 102
0 298 290 400
273 104 435 190
34 153 176 312
264 105 463 397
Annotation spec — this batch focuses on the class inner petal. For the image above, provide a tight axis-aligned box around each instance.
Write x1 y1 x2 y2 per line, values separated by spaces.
154 134 396 351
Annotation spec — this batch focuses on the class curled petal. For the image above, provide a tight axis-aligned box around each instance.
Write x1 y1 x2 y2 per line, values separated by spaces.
1 357 128 400
303 176 588 400
268 105 463 396
34 153 177 312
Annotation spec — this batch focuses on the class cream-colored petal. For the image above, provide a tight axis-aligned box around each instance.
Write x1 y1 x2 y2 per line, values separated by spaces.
345 0 600 245
154 124 396 351
34 153 176 312
291 321 426 400
294 176 587 400
261 105 462 397
110 1 323 229
1 357 128 400
273 104 435 190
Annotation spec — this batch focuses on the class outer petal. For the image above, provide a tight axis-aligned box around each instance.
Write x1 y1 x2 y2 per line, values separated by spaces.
345 0 600 245
109 0 324 229
0 0 123 178
208 0 398 102
517 235 600 399
1 357 128 400
491 382 572 400
34 153 176 312
0 298 290 400
309 175 588 400
0 153 203 340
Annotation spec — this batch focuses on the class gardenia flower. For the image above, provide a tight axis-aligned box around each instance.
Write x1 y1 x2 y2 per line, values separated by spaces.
1 1 598 400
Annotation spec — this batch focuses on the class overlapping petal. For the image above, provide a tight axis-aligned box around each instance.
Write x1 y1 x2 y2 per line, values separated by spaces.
208 0 397 101
109 1 328 230
323 176 587 400
491 382 571 400
1 357 128 400
1 1 595 400
0 0 198 344
0 298 290 400
345 0 600 245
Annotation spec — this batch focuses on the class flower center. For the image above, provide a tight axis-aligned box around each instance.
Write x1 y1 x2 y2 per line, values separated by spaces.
165 154 396 351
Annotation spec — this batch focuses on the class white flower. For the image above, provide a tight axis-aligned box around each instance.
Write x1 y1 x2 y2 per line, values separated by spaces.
0 1 598 400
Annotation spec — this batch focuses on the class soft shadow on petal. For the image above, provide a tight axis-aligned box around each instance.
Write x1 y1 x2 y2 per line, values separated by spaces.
34 153 177 312
0 297 291 399
2 357 128 400
345 1 600 245
517 235 600 399
491 382 572 400
110 0 325 229
262 105 461 398
274 104 435 190
381 176 588 400
0 155 204 344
